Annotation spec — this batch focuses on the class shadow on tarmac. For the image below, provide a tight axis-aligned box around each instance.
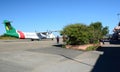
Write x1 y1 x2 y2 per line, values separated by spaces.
52 44 63 47
27 44 84 62
110 40 120 44
91 46 120 72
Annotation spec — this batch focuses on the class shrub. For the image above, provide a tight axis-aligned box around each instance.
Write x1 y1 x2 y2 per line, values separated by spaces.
86 45 99 51
60 22 109 45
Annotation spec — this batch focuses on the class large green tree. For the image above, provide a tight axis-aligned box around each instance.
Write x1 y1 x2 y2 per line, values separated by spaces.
88 22 109 43
61 23 90 45
61 22 109 45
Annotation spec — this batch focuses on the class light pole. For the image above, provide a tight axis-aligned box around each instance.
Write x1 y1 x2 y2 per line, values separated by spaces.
117 13 120 22
117 13 120 26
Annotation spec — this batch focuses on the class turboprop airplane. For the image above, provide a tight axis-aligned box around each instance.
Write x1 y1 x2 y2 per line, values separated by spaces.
3 20 56 41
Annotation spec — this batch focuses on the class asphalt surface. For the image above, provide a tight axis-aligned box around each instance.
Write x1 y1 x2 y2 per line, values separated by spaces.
0 39 116 72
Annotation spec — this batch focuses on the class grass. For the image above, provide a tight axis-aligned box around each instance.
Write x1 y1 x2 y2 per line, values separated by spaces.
0 36 17 40
86 45 99 51
62 44 66 48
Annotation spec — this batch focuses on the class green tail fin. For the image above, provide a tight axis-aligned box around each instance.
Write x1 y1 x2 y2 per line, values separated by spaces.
3 20 19 38
3 20 16 33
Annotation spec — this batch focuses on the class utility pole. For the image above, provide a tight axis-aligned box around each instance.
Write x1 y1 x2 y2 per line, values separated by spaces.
117 13 120 22
34 24 37 33
117 13 120 26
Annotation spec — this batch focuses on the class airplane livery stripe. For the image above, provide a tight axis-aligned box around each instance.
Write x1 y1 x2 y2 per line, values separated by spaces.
17 31 25 39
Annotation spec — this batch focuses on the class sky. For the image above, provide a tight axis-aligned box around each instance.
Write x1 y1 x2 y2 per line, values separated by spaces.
0 0 120 36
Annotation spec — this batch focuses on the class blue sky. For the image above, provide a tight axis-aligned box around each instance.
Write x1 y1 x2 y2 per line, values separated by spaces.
0 0 120 36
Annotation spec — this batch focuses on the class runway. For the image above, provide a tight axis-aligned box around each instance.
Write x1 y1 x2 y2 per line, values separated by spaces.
0 39 58 52
0 39 104 72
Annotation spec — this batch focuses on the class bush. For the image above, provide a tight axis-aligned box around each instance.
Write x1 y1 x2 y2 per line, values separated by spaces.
86 45 99 51
60 22 109 45
61 24 89 45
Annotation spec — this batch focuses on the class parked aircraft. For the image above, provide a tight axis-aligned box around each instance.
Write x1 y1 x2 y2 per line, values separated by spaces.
3 20 56 41
112 22 120 40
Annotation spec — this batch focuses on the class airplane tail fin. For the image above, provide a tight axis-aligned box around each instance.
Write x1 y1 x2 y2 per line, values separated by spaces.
3 20 19 38
3 20 16 33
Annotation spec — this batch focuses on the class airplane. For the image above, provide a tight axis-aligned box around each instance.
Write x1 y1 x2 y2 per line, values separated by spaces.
3 20 56 41
112 22 120 40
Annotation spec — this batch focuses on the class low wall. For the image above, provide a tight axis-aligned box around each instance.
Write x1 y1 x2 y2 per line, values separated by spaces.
65 44 95 50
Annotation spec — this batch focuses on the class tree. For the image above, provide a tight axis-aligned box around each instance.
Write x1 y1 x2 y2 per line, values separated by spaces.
60 22 109 45
61 23 90 45
89 22 109 43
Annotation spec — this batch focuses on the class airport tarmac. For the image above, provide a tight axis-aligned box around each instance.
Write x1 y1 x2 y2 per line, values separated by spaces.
0 39 105 72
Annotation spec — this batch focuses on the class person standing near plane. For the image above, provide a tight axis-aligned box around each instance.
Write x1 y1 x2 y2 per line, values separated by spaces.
56 35 59 44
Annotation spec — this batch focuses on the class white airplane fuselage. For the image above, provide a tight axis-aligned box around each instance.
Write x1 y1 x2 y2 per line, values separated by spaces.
3 20 56 40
